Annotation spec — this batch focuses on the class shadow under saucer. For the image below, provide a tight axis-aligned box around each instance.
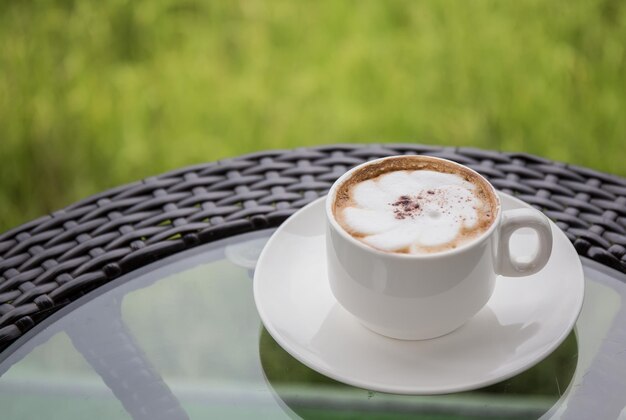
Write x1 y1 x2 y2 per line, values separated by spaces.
259 328 578 420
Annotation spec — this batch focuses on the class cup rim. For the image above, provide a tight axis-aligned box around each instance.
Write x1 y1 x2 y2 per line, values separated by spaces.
325 155 503 260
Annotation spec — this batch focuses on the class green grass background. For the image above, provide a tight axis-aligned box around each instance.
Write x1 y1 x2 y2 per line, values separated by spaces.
1 0 625 232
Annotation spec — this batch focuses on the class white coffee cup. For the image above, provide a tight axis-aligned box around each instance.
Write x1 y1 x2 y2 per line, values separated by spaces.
325 155 553 340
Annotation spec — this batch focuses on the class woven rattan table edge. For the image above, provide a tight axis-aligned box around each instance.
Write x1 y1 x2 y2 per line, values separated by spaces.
0 143 624 350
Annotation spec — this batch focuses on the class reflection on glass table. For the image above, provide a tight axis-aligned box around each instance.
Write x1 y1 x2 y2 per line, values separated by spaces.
0 230 624 420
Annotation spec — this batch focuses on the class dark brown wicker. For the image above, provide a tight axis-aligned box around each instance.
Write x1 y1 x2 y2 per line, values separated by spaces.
1 144 625 350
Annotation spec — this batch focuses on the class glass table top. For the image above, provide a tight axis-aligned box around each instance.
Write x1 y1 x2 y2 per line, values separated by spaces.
0 230 624 420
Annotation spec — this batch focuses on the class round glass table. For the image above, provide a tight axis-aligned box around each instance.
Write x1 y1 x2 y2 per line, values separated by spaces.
0 229 624 420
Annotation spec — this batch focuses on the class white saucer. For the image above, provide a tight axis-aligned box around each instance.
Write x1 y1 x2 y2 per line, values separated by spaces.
253 193 584 395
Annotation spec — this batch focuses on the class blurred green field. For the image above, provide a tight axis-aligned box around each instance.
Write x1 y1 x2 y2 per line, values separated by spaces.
1 0 625 232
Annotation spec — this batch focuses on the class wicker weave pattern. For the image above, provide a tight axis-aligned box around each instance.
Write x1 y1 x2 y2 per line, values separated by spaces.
0 144 625 349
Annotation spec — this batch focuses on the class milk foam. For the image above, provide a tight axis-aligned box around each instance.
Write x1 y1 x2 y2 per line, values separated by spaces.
340 170 488 253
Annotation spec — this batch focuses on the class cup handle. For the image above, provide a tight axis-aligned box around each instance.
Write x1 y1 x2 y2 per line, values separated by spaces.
496 208 553 277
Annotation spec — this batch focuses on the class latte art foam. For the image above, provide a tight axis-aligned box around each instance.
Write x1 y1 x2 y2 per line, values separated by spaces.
333 159 497 254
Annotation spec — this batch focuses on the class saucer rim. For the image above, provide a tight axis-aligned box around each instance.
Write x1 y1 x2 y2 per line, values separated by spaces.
253 192 585 394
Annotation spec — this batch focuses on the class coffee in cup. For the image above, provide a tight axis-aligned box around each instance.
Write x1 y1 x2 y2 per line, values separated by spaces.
332 156 498 255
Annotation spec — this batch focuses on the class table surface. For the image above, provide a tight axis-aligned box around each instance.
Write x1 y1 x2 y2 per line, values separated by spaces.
1 146 625 419
0 229 625 420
